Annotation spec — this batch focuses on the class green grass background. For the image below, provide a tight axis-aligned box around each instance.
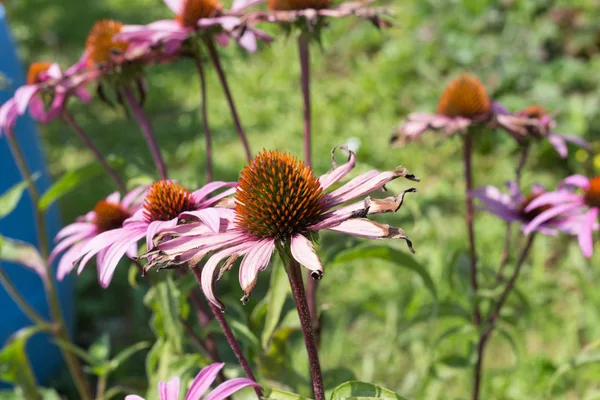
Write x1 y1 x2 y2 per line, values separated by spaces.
4 0 600 398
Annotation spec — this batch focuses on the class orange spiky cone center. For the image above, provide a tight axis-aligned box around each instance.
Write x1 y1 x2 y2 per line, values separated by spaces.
520 192 551 221
176 0 222 28
267 0 331 11
143 181 196 222
521 105 547 119
437 74 491 118
584 177 600 208
85 20 129 68
235 150 326 240
27 62 53 85
94 200 131 232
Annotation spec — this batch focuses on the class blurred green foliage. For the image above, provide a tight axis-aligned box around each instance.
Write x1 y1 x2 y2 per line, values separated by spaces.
3 0 600 399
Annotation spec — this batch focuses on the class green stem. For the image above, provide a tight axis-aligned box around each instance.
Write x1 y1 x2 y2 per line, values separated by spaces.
0 263 50 327
5 132 93 400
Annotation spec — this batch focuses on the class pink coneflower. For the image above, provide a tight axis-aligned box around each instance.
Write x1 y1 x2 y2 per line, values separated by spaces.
146 147 418 309
471 182 565 236
49 188 147 281
523 175 600 258
0 97 18 136
117 0 269 54
391 74 496 146
496 105 589 158
74 180 235 287
125 362 261 400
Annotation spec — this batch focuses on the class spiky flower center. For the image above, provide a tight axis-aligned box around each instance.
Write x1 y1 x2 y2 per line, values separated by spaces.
235 150 326 240
521 105 547 119
176 0 222 28
94 200 131 232
27 62 53 85
520 192 551 221
584 177 600 208
143 181 196 223
85 20 129 68
267 0 331 11
437 74 491 118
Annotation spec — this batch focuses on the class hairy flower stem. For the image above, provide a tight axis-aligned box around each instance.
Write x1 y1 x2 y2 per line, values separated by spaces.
0 263 49 327
193 55 213 182
6 132 93 400
298 35 321 338
121 87 168 180
473 234 536 400
204 38 252 162
61 110 127 193
191 266 262 396
463 131 481 326
286 257 325 400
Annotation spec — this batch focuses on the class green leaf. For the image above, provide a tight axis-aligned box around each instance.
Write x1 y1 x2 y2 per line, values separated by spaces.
0 326 49 399
331 382 409 400
332 245 437 301
108 341 150 373
266 388 312 400
88 333 111 365
144 277 184 352
53 338 95 365
230 319 261 353
0 236 46 278
262 259 289 350
547 351 600 394
38 158 123 211
0 173 39 220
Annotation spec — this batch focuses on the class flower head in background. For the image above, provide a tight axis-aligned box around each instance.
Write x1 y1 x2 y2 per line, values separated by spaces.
50 187 147 282
74 180 235 287
146 147 418 309
522 175 600 258
125 362 261 400
245 0 391 35
391 74 496 147
471 182 567 236
495 105 589 158
117 0 270 55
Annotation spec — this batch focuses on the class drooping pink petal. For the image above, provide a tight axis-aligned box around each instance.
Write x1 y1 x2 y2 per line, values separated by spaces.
28 95 47 121
562 174 591 190
159 230 246 255
505 181 523 203
49 228 95 264
179 208 231 233
238 30 257 52
525 190 584 212
201 243 251 308
578 208 598 258
238 239 275 298
523 202 584 235
122 185 149 208
290 234 323 278
184 363 224 400
57 240 88 281
203 378 262 400
146 219 178 251
547 133 568 158
159 377 180 400
99 233 146 288
318 146 356 190
55 222 95 241
0 98 18 135
14 84 40 114
327 218 396 238
192 181 237 203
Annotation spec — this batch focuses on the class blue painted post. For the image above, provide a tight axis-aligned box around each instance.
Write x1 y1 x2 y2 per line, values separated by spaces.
0 4 75 388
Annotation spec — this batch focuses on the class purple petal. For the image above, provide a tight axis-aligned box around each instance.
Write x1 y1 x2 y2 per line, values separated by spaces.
184 363 224 400
159 377 180 400
525 190 583 212
290 235 323 278
471 186 515 211
548 133 568 158
559 134 590 149
524 202 584 235
318 146 356 190
14 85 40 114
238 239 275 296
203 378 262 400
214 32 230 47
563 174 591 190
578 208 598 258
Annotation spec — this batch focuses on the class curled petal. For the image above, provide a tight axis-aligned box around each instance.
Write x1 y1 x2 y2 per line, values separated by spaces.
291 234 323 280
318 146 356 190
326 218 414 252
239 239 275 303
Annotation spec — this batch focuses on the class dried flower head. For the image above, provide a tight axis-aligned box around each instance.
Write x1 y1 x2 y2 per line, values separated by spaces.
176 0 223 27
86 20 130 67
437 74 491 118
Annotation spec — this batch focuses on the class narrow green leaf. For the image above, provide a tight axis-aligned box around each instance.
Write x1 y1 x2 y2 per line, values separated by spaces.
0 173 40 220
266 388 312 400
230 319 261 353
38 158 123 211
262 259 289 350
109 341 150 373
53 338 95 365
0 236 46 278
332 245 437 301
548 351 600 394
331 382 409 400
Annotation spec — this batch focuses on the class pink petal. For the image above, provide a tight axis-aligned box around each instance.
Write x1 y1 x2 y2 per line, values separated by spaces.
232 0 265 11
192 181 237 203
14 85 40 114
122 185 149 209
46 63 63 80
524 202 584 235
184 363 224 400
146 219 178 251
578 208 598 258
163 0 183 14
28 95 46 121
563 174 591 190
214 32 230 47
159 377 180 400
99 234 145 288
125 396 146 400
238 30 257 52
525 190 583 212
106 192 121 204
49 229 95 264
560 134 590 149
203 378 262 400
318 146 356 190
238 239 275 297
159 230 246 255
202 245 248 308
548 133 567 158
327 218 391 238
471 186 514 210
179 208 226 233
290 235 323 279
56 241 88 281
55 221 96 241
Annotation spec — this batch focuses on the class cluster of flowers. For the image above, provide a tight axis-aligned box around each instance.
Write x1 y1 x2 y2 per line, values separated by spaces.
392 73 598 258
